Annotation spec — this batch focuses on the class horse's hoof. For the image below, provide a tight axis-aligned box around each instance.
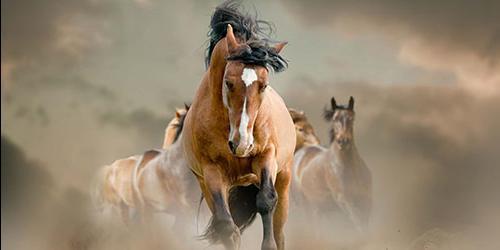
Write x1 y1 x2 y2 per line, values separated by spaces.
261 241 277 250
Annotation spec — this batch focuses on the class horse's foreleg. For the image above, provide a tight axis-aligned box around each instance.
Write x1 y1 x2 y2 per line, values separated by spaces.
273 169 291 250
254 149 280 250
201 164 240 250
257 168 278 250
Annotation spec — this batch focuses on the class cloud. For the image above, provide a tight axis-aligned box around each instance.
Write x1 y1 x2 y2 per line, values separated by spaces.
281 0 500 94
1 0 112 64
98 107 170 148
1 135 54 219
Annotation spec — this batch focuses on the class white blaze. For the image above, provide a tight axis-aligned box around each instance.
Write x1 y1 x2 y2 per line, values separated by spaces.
239 98 250 142
225 67 257 155
239 68 257 148
241 68 258 87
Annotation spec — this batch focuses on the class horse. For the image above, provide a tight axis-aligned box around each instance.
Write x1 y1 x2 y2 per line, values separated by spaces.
92 105 191 225
181 2 294 250
292 97 372 231
288 108 320 152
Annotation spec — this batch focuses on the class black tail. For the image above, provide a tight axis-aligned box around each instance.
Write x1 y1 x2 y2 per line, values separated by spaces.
201 185 259 243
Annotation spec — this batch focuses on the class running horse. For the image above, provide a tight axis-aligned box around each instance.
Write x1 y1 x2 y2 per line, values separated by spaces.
92 106 193 225
182 2 294 250
293 97 372 231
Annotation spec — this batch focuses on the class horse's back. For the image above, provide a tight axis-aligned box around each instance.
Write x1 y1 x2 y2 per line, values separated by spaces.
293 145 326 182
293 146 333 204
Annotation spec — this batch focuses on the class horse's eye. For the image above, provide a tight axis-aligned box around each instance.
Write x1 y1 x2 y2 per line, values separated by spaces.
259 84 268 93
298 128 304 132
225 81 234 91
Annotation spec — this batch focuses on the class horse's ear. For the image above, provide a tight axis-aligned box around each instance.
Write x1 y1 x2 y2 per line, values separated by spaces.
226 24 239 54
331 97 337 110
175 109 182 118
348 96 355 110
273 42 288 54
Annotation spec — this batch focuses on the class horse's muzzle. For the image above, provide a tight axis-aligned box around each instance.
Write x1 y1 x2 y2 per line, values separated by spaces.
228 140 253 157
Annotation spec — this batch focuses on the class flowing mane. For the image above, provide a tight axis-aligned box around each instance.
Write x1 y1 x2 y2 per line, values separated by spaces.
205 0 288 72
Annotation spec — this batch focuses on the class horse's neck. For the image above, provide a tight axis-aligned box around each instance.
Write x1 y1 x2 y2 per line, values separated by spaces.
162 122 177 149
159 133 185 171
330 143 360 167
206 38 229 112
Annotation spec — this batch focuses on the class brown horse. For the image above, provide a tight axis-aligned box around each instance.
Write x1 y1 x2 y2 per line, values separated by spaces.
292 97 372 231
93 106 192 225
181 2 294 250
288 108 320 152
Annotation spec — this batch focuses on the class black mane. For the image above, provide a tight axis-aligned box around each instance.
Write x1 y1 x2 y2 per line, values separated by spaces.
205 0 288 72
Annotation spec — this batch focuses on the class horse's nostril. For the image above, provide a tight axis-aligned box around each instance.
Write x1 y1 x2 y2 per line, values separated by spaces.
228 141 236 153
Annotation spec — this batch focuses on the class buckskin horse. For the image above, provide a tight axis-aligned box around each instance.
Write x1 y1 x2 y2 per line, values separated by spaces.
92 106 193 225
292 97 372 231
181 2 294 250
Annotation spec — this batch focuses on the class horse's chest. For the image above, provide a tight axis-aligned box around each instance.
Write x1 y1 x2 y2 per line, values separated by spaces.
221 155 254 176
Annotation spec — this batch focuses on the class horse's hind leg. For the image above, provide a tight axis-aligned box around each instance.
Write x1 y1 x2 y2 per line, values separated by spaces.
119 201 130 225
272 169 291 250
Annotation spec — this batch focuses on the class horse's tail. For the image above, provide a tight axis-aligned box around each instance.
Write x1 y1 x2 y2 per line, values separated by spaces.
201 185 259 243
196 193 204 235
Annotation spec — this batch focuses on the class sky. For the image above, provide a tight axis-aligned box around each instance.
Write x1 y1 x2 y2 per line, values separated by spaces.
2 0 500 249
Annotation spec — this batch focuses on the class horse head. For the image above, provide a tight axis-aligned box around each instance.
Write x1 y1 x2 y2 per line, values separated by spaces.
324 96 355 150
222 24 287 157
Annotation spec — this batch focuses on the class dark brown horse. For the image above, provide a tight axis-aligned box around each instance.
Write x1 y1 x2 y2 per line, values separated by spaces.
292 97 372 231
182 2 294 250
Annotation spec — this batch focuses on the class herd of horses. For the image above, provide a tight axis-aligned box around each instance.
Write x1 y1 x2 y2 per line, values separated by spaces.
92 1 372 250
